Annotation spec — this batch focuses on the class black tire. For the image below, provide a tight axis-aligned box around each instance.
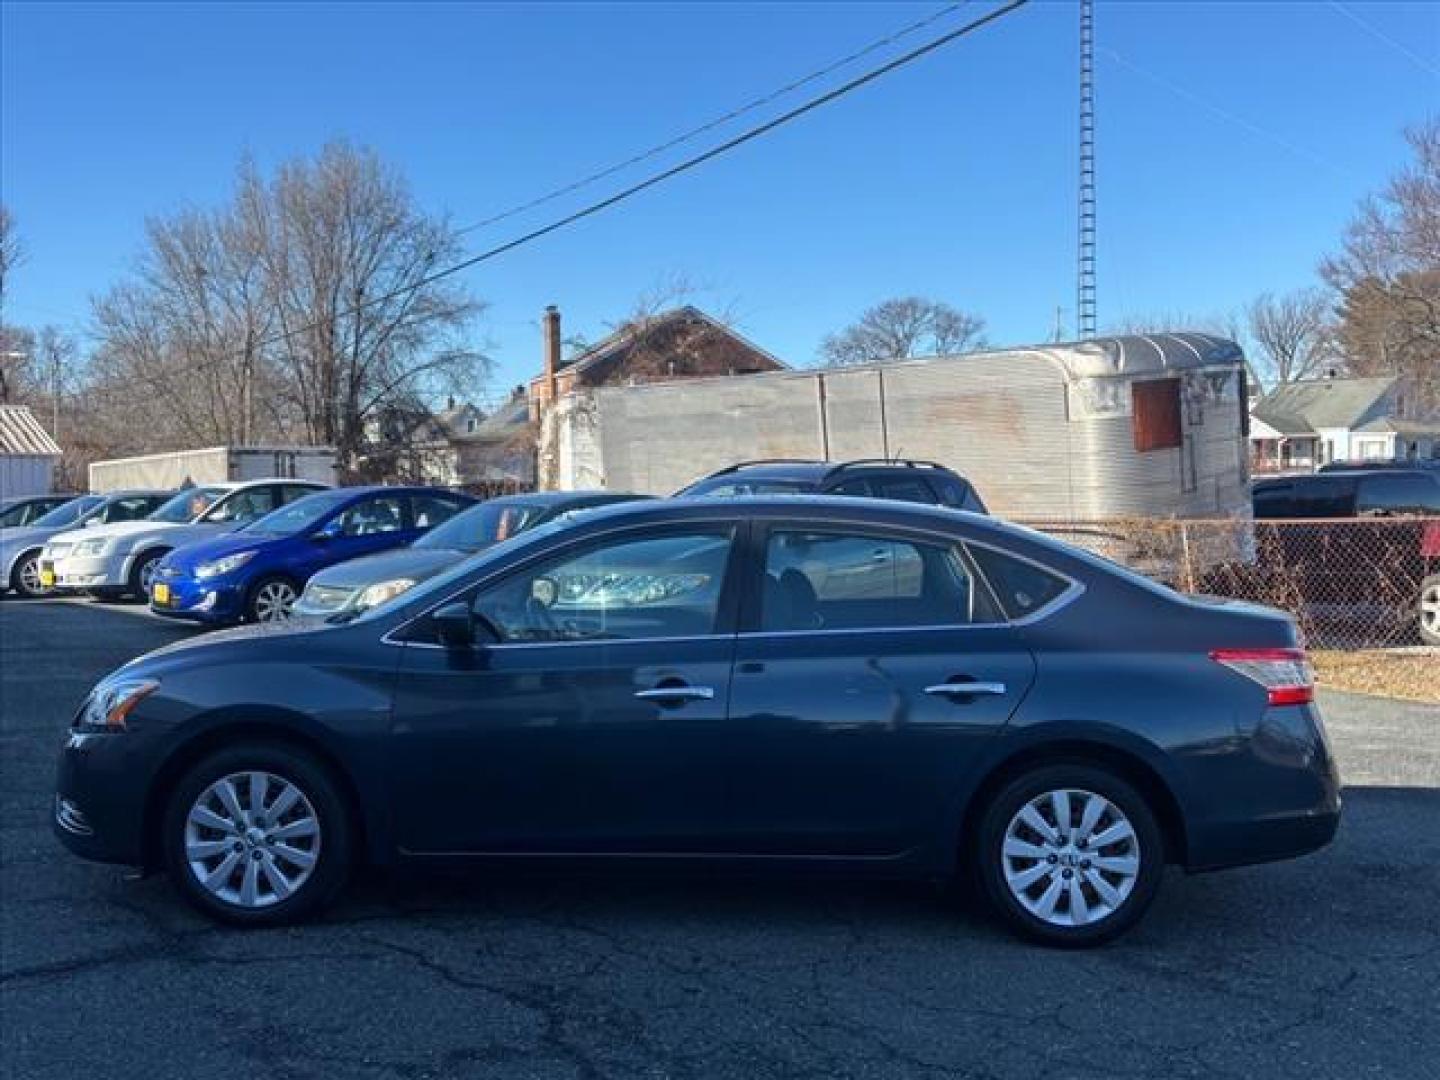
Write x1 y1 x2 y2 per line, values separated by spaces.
9 549 49 598
162 742 354 927
974 763 1164 947
127 549 167 601
1419 574 1440 647
246 575 300 624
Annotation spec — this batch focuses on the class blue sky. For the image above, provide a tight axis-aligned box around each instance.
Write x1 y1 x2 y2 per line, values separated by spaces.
2 1 1437 401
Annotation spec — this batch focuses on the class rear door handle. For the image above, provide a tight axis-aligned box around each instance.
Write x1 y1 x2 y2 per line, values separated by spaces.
924 681 1007 697
635 686 715 703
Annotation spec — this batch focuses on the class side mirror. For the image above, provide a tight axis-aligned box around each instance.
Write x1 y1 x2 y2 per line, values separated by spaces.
313 520 343 542
432 601 475 649
82 516 102 528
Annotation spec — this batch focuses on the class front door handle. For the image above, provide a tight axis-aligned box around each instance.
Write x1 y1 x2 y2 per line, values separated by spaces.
635 686 715 703
924 681 1007 697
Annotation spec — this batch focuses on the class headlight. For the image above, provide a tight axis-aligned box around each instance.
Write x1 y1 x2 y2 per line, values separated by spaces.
74 538 108 557
195 551 256 579
78 678 159 732
353 578 417 612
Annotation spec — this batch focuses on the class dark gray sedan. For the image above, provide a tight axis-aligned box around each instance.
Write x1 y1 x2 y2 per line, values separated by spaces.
292 490 647 618
56 497 1338 945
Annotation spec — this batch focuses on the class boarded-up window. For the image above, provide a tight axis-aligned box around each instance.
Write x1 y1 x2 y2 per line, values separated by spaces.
1132 378 1182 452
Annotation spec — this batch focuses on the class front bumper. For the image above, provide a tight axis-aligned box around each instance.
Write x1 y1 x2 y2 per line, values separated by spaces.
49 551 131 591
53 729 159 867
149 571 246 625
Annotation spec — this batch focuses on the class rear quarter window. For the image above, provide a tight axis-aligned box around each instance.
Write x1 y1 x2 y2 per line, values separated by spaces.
967 544 1072 620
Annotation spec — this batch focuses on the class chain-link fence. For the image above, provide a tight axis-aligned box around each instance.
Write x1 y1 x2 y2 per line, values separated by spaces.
1017 517 1440 650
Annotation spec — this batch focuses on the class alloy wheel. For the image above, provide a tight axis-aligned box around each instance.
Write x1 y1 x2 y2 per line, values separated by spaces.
253 581 297 622
17 555 49 597
1421 579 1440 642
183 771 321 909
1000 788 1140 928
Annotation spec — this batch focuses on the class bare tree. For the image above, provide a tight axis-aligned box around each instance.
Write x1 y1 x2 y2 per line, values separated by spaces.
1322 117 1440 405
0 203 21 308
88 142 489 472
819 297 987 367
1245 289 1339 385
255 142 487 473
0 204 31 402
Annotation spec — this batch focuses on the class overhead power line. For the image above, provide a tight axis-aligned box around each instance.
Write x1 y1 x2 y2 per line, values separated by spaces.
102 0 1031 394
457 2 974 237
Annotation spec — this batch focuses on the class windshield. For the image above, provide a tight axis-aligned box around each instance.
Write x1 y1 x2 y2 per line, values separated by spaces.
415 501 547 553
146 486 229 524
243 491 349 536
32 495 104 528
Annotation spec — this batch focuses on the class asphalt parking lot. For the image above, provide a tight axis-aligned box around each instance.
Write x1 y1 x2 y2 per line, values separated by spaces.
2 599 1437 1080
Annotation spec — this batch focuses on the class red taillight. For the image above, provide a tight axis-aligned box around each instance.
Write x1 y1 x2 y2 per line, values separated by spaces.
1210 648 1314 706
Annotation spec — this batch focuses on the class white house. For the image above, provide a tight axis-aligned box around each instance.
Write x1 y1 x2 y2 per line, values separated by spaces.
1249 374 1440 473
0 405 62 498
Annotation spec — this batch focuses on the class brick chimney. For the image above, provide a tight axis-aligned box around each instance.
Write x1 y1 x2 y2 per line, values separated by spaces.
542 305 562 407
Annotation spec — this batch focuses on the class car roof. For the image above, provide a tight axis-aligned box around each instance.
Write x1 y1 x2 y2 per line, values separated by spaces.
100 488 175 498
545 492 999 538
485 490 650 509
691 460 963 485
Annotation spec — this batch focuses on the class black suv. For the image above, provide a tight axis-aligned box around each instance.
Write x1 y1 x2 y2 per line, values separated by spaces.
676 459 987 512
1251 469 1440 645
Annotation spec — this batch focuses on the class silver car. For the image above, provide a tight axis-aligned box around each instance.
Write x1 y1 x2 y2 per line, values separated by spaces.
44 479 329 600
1 492 168 598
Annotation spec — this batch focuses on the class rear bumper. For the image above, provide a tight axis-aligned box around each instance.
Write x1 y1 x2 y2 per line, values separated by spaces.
1184 701 1342 872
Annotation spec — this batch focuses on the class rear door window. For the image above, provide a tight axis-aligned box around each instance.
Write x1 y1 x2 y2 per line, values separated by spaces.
966 544 1073 621
207 486 278 524
873 476 939 504
760 529 999 631
932 475 986 512
410 493 470 528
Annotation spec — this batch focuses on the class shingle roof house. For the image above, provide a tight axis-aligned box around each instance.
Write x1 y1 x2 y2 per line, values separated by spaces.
528 305 786 421
1250 374 1440 472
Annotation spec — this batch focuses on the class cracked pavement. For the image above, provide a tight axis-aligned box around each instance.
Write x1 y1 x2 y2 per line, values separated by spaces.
3 600 1437 1079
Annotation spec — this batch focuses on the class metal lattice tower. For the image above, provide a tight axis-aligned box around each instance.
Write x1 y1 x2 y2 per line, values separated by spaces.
1077 0 1097 339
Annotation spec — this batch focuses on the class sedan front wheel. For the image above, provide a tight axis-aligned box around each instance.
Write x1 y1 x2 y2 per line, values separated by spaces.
162 744 353 926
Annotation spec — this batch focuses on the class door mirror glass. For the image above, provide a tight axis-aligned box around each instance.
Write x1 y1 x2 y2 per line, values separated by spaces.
432 601 475 648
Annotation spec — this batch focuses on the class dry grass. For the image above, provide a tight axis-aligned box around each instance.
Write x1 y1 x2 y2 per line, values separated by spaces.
1311 650 1440 704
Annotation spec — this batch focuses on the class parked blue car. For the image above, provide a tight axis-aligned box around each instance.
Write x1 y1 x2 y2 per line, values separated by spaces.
149 486 475 625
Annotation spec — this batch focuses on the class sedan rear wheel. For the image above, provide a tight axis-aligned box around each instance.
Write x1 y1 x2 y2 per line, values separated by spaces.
976 764 1163 946
163 744 352 926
